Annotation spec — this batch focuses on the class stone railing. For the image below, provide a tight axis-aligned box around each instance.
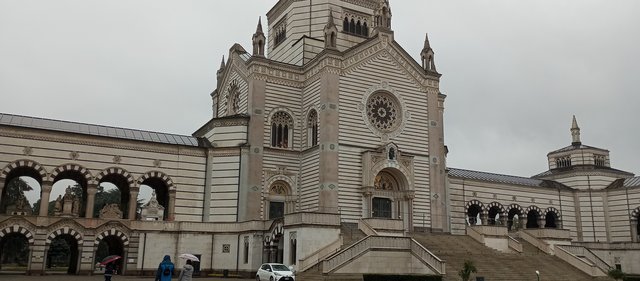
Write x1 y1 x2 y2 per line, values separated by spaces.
358 219 379 236
555 246 606 277
322 236 445 275
298 236 343 272
285 212 341 227
557 245 611 274
508 235 523 253
524 228 571 240
519 230 553 255
361 218 404 232
410 238 446 274
466 225 485 244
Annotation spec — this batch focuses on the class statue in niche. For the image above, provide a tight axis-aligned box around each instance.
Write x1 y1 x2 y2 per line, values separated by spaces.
72 197 80 216
15 192 27 211
140 191 164 221
388 147 396 160
54 195 63 212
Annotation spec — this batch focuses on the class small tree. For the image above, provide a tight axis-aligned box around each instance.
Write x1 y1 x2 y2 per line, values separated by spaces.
608 267 625 281
459 260 477 281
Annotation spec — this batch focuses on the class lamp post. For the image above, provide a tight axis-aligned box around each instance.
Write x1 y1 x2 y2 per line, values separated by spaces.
536 270 540 281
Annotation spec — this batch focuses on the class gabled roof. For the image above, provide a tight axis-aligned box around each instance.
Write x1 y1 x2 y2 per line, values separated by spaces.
448 167 566 189
0 113 205 147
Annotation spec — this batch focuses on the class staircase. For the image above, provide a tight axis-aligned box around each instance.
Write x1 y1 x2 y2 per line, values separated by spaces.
412 232 613 281
296 224 367 281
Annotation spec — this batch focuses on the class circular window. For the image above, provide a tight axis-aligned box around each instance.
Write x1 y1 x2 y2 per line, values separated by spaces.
367 92 401 132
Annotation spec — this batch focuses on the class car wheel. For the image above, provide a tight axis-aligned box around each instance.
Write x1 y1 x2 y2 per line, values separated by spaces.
256 276 261 281
270 276 274 281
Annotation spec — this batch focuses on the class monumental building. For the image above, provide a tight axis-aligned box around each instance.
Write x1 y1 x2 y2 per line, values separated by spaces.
0 0 639 280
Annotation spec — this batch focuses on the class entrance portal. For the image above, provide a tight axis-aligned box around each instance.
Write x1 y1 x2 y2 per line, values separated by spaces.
0 233 29 272
95 236 124 274
46 234 79 274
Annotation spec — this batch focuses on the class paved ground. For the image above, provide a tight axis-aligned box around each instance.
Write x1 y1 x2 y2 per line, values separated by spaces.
0 275 255 281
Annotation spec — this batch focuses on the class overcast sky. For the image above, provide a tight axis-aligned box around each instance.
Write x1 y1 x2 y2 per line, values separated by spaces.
1 0 639 178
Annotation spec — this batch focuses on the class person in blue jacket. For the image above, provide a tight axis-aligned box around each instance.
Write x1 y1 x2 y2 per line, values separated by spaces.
155 255 175 281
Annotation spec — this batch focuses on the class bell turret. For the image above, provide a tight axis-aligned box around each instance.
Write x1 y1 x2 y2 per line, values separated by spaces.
252 18 266 57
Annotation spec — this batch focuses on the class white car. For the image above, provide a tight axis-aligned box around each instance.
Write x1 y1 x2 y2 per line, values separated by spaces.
256 263 295 281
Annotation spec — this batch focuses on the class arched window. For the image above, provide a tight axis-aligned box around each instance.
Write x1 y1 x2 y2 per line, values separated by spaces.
363 22 369 36
271 111 293 149
343 17 349 32
356 20 362 35
349 19 356 34
527 210 540 229
307 110 318 147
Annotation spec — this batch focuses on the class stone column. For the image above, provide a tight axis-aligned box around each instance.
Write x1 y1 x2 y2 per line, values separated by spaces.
406 194 415 231
128 188 139 220
168 189 176 221
85 184 98 218
480 213 488 226
363 191 373 218
39 181 53 217
520 216 527 229
428 89 448 232
631 219 638 243
317 62 340 213
538 218 546 229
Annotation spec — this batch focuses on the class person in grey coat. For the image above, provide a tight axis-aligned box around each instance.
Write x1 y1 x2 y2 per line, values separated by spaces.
177 260 194 281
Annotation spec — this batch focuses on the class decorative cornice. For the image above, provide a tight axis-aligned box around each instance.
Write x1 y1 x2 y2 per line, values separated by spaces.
0 128 206 157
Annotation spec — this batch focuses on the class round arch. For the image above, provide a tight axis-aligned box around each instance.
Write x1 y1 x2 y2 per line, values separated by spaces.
369 164 412 189
466 200 485 225
96 167 136 188
486 202 506 225
136 171 175 190
50 164 95 186
0 225 35 246
525 205 543 229
544 207 561 228
507 204 524 231
0 159 47 183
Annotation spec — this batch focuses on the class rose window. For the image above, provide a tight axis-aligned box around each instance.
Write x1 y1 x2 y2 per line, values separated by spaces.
367 93 400 132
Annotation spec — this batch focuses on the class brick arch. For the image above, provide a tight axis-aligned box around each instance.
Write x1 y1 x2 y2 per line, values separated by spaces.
46 227 83 246
487 202 506 214
545 207 561 218
507 203 524 215
136 171 175 191
96 167 136 188
525 205 543 215
466 199 485 212
0 225 35 245
94 228 129 246
51 163 95 185
264 219 284 246
1 159 48 182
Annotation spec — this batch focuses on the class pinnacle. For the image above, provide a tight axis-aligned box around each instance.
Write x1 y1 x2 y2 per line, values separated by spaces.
256 17 264 34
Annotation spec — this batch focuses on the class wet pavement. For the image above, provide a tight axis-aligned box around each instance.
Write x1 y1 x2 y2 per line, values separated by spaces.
0 275 255 281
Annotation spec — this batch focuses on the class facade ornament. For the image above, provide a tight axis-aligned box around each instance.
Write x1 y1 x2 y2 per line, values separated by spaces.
140 191 165 221
23 147 33 156
99 203 123 219
153 159 162 168
70 151 80 160
113 155 122 164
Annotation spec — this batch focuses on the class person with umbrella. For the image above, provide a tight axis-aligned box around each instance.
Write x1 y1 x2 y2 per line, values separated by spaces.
104 262 115 281
155 255 175 281
177 260 194 281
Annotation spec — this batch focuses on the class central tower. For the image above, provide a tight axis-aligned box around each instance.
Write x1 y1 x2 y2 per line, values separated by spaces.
266 0 392 65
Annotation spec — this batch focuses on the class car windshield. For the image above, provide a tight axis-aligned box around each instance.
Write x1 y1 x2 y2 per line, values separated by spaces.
271 264 289 271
